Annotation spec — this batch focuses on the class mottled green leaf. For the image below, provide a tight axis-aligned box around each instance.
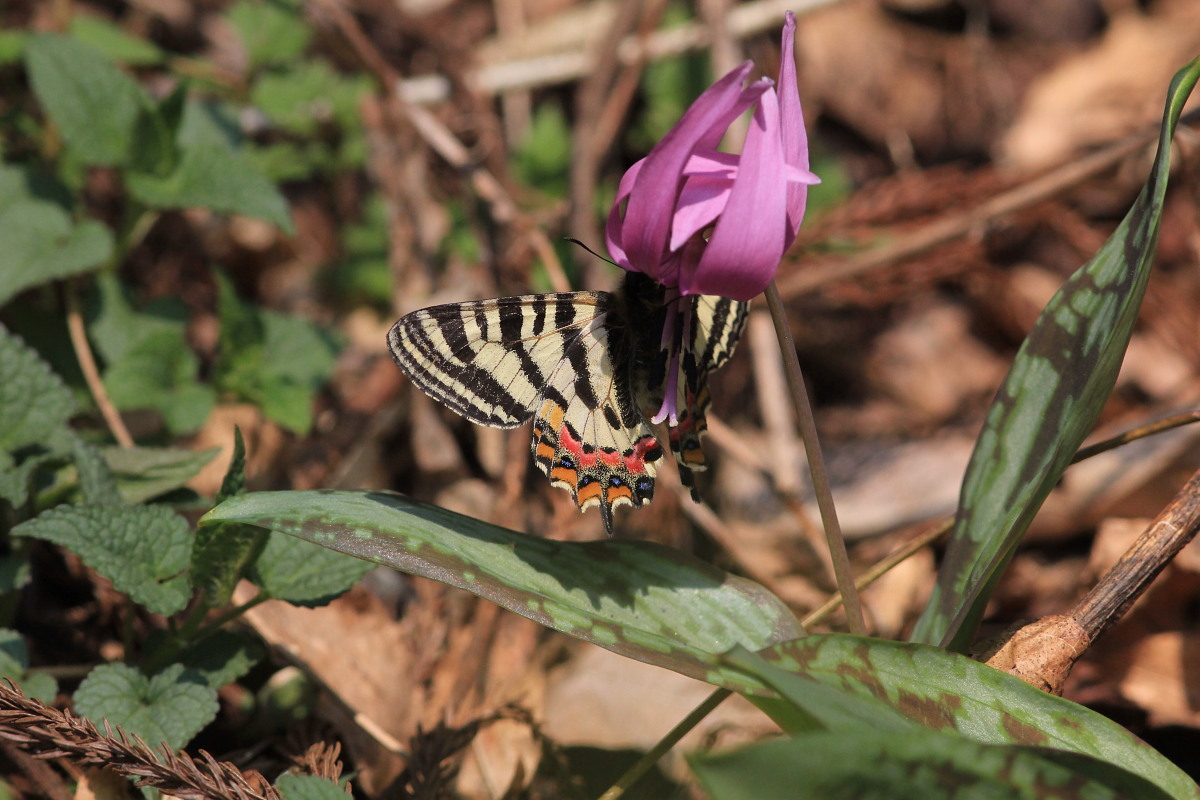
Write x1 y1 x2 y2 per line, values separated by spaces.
912 58 1200 650
692 731 1173 800
251 60 370 136
24 34 151 166
192 429 265 606
201 490 805 680
0 323 75 453
126 143 293 231
0 200 113 306
101 445 219 504
74 663 217 749
12 504 192 615
714 635 1197 800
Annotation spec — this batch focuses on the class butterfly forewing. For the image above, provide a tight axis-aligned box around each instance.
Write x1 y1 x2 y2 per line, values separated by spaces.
388 293 606 428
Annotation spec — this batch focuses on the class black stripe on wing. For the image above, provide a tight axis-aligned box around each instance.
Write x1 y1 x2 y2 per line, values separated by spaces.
388 292 608 428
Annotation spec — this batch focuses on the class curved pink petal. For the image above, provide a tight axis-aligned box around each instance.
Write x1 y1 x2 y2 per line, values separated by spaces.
682 150 739 178
682 90 787 300
777 10 812 248
604 157 646 269
620 62 753 275
669 174 733 251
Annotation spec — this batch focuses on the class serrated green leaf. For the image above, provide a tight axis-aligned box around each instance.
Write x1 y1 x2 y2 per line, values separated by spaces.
912 58 1200 650
24 34 150 166
68 15 165 65
202 491 805 679
247 531 371 607
715 635 1197 800
174 630 263 689
101 446 218 504
74 663 218 749
70 436 122 506
0 200 113 306
226 0 312 68
126 143 293 232
275 774 346 800
0 452 58 507
691 731 1173 800
0 324 75 453
12 504 192 615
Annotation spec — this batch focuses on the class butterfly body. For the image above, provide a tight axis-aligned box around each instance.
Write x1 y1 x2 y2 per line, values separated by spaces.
388 271 748 535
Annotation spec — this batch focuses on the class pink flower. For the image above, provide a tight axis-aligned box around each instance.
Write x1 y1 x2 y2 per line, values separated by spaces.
605 12 819 301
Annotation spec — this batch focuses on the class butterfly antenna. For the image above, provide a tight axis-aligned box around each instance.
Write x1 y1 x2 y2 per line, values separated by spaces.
565 238 618 268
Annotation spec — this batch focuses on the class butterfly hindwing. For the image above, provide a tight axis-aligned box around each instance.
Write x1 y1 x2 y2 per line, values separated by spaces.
654 293 750 501
532 309 662 533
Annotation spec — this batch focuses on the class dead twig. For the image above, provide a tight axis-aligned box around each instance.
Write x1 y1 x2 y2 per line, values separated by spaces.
63 281 134 449
0 683 284 800
310 0 571 292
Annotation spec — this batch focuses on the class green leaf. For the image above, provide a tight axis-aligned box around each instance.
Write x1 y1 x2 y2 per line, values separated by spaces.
214 278 337 434
0 200 113 307
68 15 165 65
691 731 1174 800
911 57 1200 650
0 323 75 453
101 446 219 504
12 504 192 615
174 630 263 689
0 452 59 507
226 0 312 68
87 274 188 364
247 532 372 607
0 31 25 65
201 490 805 679
716 635 1198 800
192 429 266 606
102 331 215 435
24 34 151 166
0 629 57 704
511 102 571 197
70 436 122 506
126 143 293 231
74 663 218 749
720 648 916 735
275 773 347 800
0 163 74 212
251 60 371 136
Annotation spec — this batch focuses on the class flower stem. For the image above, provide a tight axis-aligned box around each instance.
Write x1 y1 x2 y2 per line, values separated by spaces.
764 280 867 635
597 688 731 800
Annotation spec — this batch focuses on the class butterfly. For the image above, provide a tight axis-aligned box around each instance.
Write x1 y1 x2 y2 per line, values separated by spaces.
388 270 749 535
